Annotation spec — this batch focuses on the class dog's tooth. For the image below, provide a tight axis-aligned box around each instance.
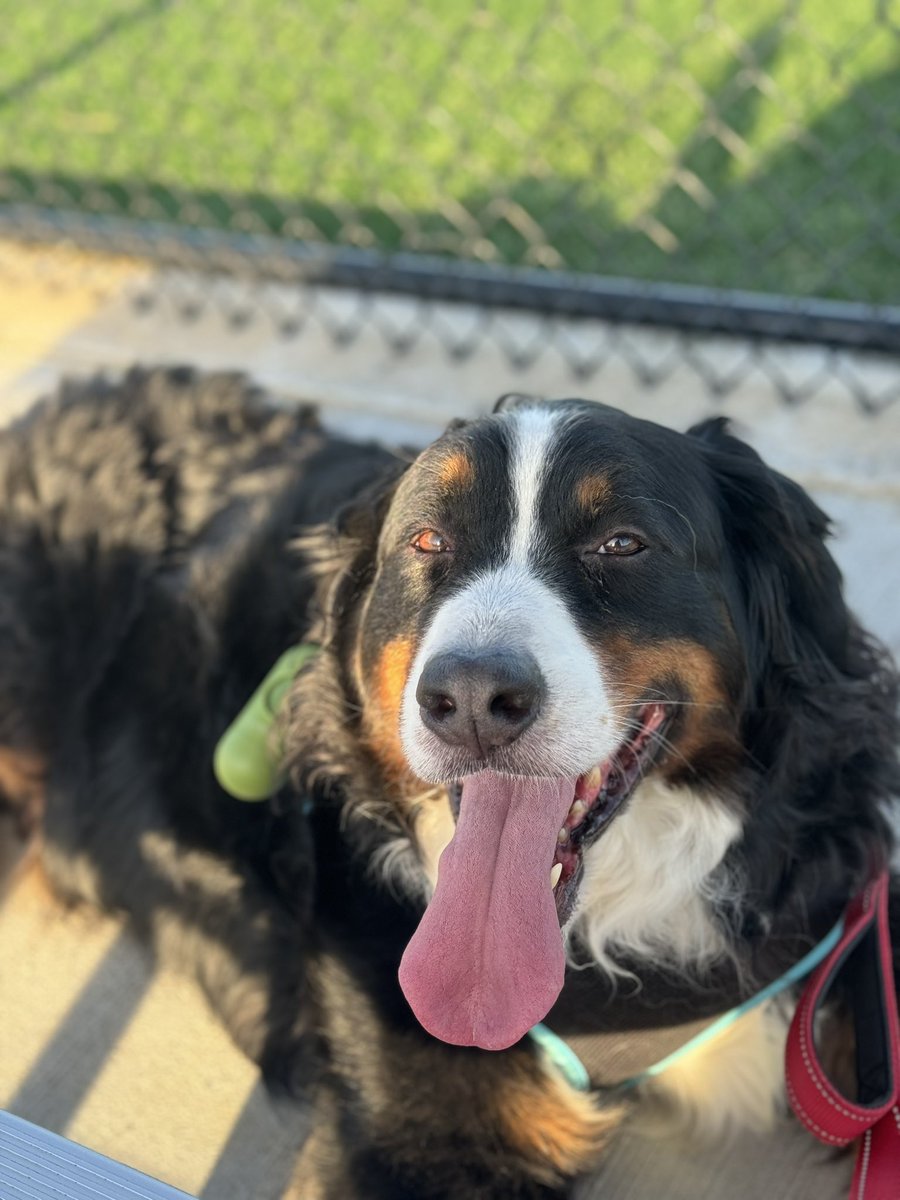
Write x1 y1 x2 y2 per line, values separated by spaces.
569 799 587 820
584 764 603 792
550 863 563 889
557 827 569 845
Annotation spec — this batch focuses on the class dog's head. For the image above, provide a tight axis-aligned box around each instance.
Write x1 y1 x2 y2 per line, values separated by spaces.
291 397 897 1050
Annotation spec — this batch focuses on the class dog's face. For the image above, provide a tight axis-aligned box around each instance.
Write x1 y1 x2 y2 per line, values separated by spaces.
359 396 742 789
341 397 851 1050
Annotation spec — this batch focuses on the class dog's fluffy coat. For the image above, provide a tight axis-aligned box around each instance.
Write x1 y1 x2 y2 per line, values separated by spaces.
1 367 898 1198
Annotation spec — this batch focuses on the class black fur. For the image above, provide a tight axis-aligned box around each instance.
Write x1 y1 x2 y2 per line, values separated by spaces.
690 418 897 947
1 368 898 1199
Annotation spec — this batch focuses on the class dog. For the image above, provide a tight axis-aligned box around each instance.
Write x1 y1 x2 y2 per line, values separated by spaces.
1 366 897 1199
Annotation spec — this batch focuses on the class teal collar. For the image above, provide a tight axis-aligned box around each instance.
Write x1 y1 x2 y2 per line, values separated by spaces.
528 916 845 1093
528 1021 592 1091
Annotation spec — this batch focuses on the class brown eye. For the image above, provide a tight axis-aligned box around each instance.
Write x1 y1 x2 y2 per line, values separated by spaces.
597 533 644 556
411 529 451 554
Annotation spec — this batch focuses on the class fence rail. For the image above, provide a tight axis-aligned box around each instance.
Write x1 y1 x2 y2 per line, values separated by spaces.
0 1 898 410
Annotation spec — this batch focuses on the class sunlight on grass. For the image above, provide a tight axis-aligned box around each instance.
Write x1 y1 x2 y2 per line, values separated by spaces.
0 0 896 300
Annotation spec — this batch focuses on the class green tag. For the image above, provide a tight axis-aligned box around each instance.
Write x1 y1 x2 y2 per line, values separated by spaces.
213 643 319 801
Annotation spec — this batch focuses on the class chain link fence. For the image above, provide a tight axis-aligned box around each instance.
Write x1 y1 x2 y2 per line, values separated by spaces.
1 0 898 409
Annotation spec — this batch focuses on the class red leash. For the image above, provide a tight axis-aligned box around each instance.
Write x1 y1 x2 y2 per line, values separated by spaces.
786 870 900 1198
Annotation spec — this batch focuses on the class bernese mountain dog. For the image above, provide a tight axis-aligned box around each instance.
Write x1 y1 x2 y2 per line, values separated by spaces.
0 367 897 1198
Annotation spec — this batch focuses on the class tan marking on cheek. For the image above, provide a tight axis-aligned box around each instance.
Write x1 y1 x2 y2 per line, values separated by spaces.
602 637 726 705
363 637 417 781
377 637 415 721
599 636 738 771
575 473 612 512
436 450 474 490
496 1070 622 1180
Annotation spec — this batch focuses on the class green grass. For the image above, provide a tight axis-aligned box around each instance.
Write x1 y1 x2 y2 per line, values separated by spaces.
1 0 897 301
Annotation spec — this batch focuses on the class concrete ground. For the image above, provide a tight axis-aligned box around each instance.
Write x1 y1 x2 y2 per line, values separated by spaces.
1 240 897 1198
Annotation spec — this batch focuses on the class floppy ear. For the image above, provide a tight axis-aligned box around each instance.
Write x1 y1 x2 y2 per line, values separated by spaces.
493 393 539 413
689 419 898 922
688 417 851 681
297 459 410 645
332 460 408 543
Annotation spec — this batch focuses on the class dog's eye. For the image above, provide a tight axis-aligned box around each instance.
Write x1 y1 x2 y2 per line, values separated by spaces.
595 533 644 556
411 529 452 554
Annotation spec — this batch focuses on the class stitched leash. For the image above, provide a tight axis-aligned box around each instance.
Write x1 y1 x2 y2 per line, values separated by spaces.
785 870 900 1199
534 872 899 1200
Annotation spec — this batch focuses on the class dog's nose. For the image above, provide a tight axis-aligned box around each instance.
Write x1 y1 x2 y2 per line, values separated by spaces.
416 650 544 758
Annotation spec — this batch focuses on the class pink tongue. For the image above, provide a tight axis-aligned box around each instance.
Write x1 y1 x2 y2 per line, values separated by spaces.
398 772 576 1050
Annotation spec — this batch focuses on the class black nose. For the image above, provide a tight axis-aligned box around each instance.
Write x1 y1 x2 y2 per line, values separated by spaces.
416 650 544 758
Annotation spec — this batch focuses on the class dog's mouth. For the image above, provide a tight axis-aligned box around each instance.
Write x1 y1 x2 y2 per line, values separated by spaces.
551 702 669 924
399 702 670 1051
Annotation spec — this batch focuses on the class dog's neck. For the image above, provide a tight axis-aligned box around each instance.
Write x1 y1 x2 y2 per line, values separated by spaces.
571 776 743 980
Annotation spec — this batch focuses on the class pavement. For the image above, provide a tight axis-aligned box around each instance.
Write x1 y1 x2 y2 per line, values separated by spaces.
1 239 897 1198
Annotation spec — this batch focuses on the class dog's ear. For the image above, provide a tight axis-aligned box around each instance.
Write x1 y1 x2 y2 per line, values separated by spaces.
493 393 539 414
297 459 409 643
688 417 850 679
688 422 899 922
332 459 408 544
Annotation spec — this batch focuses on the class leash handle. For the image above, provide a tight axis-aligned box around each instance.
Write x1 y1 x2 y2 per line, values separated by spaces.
785 870 900 1199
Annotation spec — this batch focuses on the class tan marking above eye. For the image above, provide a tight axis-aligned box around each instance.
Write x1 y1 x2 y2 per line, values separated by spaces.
575 474 612 512
436 451 474 490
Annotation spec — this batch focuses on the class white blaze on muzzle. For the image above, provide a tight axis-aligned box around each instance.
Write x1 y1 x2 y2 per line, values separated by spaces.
400 564 621 780
401 404 624 781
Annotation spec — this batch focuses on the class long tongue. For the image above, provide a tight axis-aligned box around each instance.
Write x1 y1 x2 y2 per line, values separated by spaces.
399 771 576 1050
